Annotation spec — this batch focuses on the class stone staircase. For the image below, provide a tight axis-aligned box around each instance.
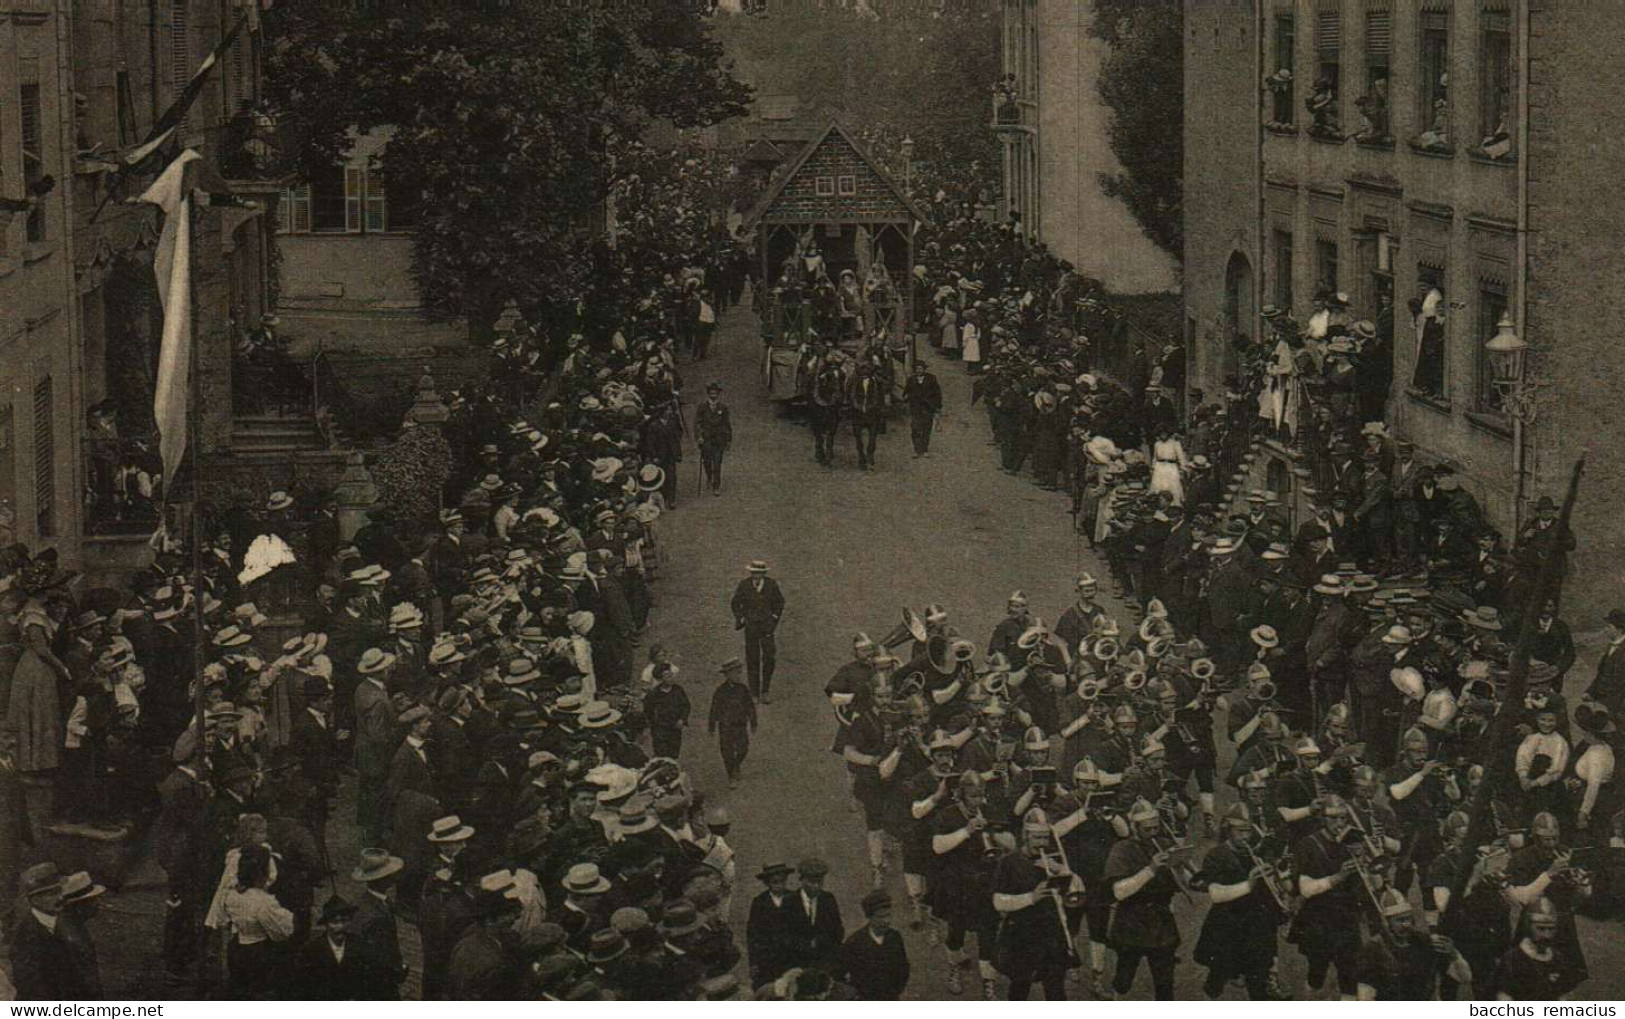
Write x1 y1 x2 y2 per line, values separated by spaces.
1217 436 1314 531
232 413 330 453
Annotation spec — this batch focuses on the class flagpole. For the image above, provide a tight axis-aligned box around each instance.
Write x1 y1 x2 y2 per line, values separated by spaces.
188 191 208 792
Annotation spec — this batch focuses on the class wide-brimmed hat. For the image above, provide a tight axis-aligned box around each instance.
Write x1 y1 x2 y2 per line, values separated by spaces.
352 848 404 883
1463 606 1503 631
427 815 475 843
1381 625 1414 645
658 899 704 938
562 863 611 896
587 928 629 964
211 624 252 647
357 647 396 674
747 559 769 573
579 701 623 729
757 862 795 882
638 464 666 492
389 603 425 630
20 863 62 899
616 799 659 835
502 658 542 686
1313 574 1346 596
1250 625 1280 649
266 491 294 512
427 642 466 668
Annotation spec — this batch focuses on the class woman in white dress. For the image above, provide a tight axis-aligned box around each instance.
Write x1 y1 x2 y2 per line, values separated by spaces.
960 308 983 373
1147 427 1189 506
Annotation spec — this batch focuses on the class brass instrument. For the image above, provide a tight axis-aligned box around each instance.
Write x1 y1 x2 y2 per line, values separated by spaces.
1347 803 1386 860
1149 834 1198 903
1240 832 1298 916
968 803 1001 859
880 607 929 650
1338 829 1390 920
1093 637 1121 662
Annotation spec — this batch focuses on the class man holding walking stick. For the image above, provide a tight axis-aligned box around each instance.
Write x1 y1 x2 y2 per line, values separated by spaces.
696 381 733 497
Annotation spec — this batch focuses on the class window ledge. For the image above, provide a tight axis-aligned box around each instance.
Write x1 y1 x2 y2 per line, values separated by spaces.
21 244 54 266
1406 387 1453 415
1465 409 1514 438
1265 123 1299 136
1408 141 1457 160
1355 137 1396 152
1308 129 1348 145
1467 149 1516 167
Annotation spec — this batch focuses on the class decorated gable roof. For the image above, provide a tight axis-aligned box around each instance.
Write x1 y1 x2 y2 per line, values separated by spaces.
743 121 928 228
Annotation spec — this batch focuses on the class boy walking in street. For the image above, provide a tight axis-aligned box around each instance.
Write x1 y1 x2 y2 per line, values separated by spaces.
708 658 758 788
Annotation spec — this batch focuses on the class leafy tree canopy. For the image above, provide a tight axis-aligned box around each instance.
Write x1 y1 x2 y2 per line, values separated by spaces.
1088 0 1183 262
264 0 752 326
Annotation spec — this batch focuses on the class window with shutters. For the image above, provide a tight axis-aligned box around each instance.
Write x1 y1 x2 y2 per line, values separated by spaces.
33 377 54 538
344 166 365 232
1273 229 1295 309
1364 8 1391 90
1272 15 1295 124
308 164 348 232
1479 12 1513 158
20 85 46 243
171 0 190 128
1355 8 1393 143
1417 11 1450 147
278 185 311 234
1308 9 1342 136
230 28 252 113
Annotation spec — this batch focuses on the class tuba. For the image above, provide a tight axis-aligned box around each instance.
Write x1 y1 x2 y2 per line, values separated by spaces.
1190 657 1217 681
1093 637 1121 662
927 634 956 676
1122 670 1148 692
881 607 929 650
1078 678 1105 701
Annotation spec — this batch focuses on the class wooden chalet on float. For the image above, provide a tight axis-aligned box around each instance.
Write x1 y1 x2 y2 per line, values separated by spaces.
742 121 928 361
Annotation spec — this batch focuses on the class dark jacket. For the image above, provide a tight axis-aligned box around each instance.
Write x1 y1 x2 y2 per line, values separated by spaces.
730 576 786 632
296 933 373 1000
903 371 943 419
837 925 910 1000
696 400 733 450
791 888 845 970
12 912 97 999
746 890 801 987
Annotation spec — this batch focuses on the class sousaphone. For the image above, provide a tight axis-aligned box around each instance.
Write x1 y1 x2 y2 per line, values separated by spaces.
882 607 930 649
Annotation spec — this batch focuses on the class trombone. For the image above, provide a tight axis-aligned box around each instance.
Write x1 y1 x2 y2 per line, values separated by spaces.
1239 833 1297 916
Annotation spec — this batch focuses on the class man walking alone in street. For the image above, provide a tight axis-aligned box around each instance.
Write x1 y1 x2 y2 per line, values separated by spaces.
903 360 943 458
696 382 732 496
730 559 785 702
709 658 758 788
849 362 885 471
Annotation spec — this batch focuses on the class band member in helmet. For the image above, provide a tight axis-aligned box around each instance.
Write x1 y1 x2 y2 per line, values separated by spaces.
1097 704 1141 780
1427 812 1510 998
1348 764 1402 858
826 633 879 755
882 701 938 926
1492 896 1586 1000
931 771 1012 998
1224 663 1279 757
1149 674 1218 835
905 731 968 931
1353 888 1472 1000
1227 711 1293 786
1506 811 1591 991
992 809 1077 999
1103 798 1188 1000
1384 726 1461 894
1195 802 1285 999
988 592 1033 662
1294 795 1365 999
1272 736 1334 846
1119 737 1188 834
1055 575 1109 652
843 676 904 890
1050 758 1129 995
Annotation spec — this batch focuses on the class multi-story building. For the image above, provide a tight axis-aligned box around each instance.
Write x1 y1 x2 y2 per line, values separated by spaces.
998 0 1176 293
0 0 285 573
1182 0 1625 621
1 0 79 558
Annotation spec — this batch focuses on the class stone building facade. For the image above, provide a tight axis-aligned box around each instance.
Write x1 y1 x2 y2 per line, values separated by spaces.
998 0 1177 294
1182 0 1625 622
1 0 80 556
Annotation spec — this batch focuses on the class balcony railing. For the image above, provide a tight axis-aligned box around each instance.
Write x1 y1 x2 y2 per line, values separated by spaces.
83 434 165 537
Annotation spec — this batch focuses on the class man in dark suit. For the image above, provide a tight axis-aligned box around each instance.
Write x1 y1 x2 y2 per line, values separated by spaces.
837 889 910 1000
290 676 342 841
12 865 98 1000
695 381 733 496
746 862 801 989
903 360 943 458
791 857 845 972
298 898 371 1000
729 560 786 702
384 706 436 838
349 850 408 999
1583 609 1625 718
155 754 209 978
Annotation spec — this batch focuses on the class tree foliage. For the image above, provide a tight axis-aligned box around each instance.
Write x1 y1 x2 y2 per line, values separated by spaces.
263 0 752 327
1089 0 1183 262
709 2 1000 188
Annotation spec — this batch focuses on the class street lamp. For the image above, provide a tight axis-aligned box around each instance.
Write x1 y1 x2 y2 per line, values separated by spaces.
900 135 914 195
1484 312 1536 423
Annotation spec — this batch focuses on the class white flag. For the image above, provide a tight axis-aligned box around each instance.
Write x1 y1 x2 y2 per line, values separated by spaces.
137 149 201 490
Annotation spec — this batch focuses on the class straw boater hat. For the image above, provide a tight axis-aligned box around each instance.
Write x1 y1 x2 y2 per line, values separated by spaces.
427 815 475 843
562 863 611 896
357 648 397 675
266 491 294 512
60 871 107 905
352 848 404 883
